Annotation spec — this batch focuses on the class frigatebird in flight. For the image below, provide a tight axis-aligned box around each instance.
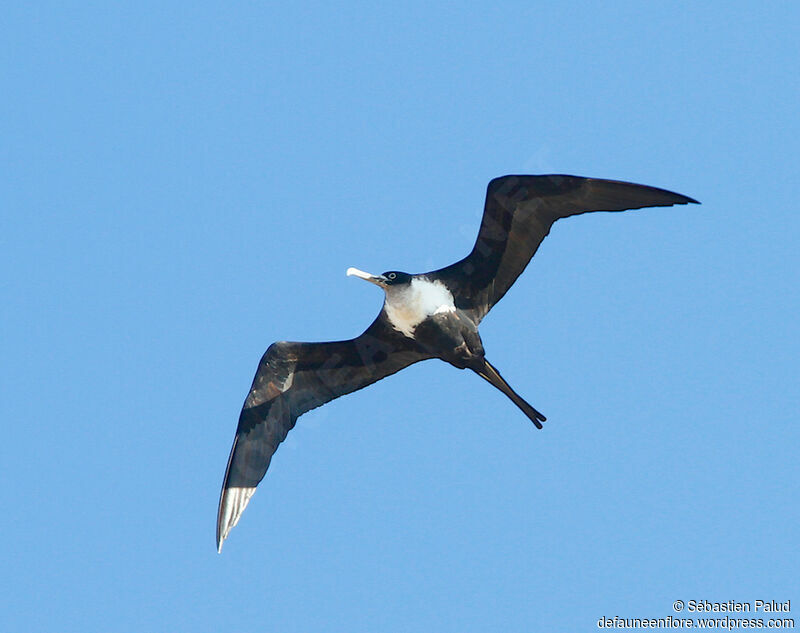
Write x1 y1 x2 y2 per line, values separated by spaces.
217 174 697 551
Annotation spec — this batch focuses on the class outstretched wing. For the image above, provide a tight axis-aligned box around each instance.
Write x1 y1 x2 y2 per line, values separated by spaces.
217 314 430 551
431 175 698 322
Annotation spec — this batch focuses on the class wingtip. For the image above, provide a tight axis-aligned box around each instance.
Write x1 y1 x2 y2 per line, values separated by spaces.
674 192 700 205
216 484 257 554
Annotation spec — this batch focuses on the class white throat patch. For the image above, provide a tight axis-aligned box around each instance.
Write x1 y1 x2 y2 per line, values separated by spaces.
384 277 456 337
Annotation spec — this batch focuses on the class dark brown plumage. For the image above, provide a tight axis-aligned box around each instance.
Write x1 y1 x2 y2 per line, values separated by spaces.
217 174 698 551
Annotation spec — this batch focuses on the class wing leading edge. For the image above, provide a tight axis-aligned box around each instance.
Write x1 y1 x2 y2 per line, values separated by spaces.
431 175 698 322
217 316 430 551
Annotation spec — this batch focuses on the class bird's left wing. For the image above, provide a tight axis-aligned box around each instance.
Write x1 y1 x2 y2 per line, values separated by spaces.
430 175 698 323
217 315 430 551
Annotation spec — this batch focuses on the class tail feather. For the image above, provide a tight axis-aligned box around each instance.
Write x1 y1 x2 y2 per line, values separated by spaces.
474 360 546 428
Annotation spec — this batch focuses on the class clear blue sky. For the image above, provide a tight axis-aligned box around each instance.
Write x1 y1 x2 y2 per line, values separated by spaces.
2 2 798 631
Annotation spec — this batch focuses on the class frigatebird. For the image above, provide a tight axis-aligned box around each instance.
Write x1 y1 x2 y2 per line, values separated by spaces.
216 174 698 551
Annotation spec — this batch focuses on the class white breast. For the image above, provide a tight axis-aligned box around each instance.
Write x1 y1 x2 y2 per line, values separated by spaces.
384 277 456 338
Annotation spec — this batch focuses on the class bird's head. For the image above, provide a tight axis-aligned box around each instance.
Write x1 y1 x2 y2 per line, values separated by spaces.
346 267 412 289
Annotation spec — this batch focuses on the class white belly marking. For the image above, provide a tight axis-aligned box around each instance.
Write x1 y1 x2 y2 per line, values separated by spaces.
384 277 455 338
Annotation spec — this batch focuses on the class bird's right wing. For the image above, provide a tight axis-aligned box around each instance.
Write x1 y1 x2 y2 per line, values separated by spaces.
431 175 698 322
217 316 430 551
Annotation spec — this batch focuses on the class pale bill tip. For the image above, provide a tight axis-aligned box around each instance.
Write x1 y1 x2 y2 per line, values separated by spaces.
346 267 374 280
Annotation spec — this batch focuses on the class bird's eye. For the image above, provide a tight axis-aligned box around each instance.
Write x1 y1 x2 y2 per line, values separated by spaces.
388 272 397 280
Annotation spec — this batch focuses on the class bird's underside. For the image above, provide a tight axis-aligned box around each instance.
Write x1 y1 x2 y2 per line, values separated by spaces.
217 174 698 551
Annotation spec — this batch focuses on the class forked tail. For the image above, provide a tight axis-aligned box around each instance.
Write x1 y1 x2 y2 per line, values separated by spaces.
473 359 546 428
